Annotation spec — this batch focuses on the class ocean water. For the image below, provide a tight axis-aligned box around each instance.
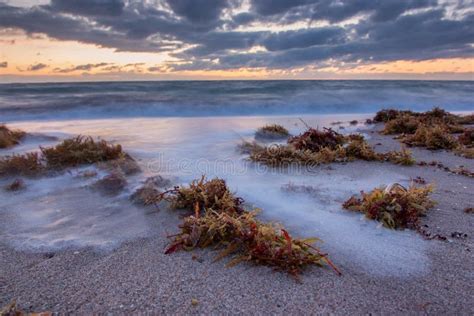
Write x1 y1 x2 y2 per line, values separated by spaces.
1 80 472 276
0 80 473 121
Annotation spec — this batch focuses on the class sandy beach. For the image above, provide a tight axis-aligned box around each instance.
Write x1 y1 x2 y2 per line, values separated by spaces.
1 120 473 314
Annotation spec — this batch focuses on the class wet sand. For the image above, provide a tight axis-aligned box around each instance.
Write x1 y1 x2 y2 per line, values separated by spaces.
1 123 473 314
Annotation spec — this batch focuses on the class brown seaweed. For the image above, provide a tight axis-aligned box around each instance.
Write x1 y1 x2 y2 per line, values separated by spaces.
161 176 340 278
42 135 124 169
402 125 457 150
255 124 290 140
0 125 26 149
343 183 435 229
0 152 44 177
244 130 414 167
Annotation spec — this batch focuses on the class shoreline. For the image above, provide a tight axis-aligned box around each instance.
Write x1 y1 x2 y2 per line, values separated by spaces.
1 117 473 314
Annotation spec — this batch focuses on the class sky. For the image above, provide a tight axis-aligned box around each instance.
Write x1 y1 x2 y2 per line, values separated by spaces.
0 0 473 82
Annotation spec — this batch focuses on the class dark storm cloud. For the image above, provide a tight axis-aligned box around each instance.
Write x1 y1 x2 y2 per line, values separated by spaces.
249 0 436 22
164 0 231 24
261 27 345 51
0 0 472 71
0 3 176 52
27 63 48 71
0 61 8 68
49 0 125 16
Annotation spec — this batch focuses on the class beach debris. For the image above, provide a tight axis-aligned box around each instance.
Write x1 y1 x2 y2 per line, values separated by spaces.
191 299 199 306
402 125 457 150
0 300 50 316
375 107 473 127
454 129 474 158
0 152 44 177
255 124 290 140
164 176 244 215
0 300 20 316
454 147 474 159
349 120 358 125
342 183 435 230
382 114 420 135
289 127 345 151
417 160 474 178
373 109 408 123
237 140 264 155
162 176 340 278
464 207 473 214
373 107 474 158
92 172 127 195
451 231 468 239
0 125 26 149
458 129 473 146
42 136 124 169
4 178 26 191
0 136 135 178
411 176 426 184
242 127 414 167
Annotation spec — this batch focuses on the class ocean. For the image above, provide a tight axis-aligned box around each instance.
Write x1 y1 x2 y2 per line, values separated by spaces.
0 80 473 121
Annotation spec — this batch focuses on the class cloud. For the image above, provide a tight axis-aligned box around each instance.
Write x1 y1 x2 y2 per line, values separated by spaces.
27 63 48 71
0 0 472 72
0 61 7 68
261 27 345 51
54 62 112 73
164 0 231 24
49 0 124 16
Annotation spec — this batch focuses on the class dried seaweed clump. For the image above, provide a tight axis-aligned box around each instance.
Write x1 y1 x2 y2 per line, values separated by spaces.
454 147 474 159
373 109 411 123
255 124 290 140
376 107 470 136
402 125 458 150
458 129 473 147
382 114 420 135
343 183 435 229
374 108 474 159
1 300 25 316
0 125 26 149
288 128 345 151
163 176 340 278
237 140 264 155
0 136 132 178
166 176 245 215
374 107 472 126
41 136 124 169
244 128 414 167
0 152 44 177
